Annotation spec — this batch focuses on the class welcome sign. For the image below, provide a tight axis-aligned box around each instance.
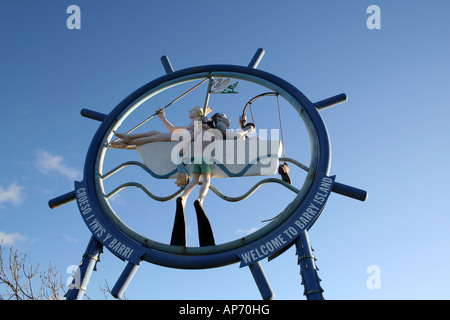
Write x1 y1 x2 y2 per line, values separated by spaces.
237 175 335 267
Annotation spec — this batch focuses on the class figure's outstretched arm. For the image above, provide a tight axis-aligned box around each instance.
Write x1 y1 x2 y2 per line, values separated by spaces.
239 115 247 129
156 108 185 132
237 115 255 138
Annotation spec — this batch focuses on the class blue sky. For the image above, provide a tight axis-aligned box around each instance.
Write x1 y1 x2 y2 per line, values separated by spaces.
1 1 449 300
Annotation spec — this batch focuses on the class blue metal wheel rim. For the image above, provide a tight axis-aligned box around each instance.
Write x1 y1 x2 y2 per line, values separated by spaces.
81 64 332 269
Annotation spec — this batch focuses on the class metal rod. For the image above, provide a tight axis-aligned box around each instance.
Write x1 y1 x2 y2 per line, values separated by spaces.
160 55 174 74
332 181 368 201
111 262 140 299
242 92 278 118
48 190 76 209
80 108 108 122
105 181 184 202
280 157 309 172
111 78 209 143
314 93 348 111
249 262 274 300
208 177 299 202
276 94 286 158
248 48 265 69
203 75 214 113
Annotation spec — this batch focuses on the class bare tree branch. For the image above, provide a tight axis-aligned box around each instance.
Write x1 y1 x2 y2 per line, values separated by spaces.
0 244 124 300
0 245 66 300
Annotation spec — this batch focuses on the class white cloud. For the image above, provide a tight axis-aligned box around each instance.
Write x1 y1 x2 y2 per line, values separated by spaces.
0 183 25 206
0 231 28 246
35 149 81 180
235 227 259 235
62 233 79 244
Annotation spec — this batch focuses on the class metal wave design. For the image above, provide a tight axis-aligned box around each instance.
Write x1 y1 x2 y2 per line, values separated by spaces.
101 158 308 202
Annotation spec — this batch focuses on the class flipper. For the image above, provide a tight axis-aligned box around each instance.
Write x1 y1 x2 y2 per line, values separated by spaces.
194 200 215 247
170 197 186 246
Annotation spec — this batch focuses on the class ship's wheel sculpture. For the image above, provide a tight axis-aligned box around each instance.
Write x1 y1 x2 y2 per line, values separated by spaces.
49 48 367 300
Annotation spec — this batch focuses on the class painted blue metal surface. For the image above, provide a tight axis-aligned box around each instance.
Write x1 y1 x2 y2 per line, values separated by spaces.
48 190 76 209
249 262 274 300
332 181 368 202
79 64 333 270
295 230 324 300
75 180 145 265
314 93 348 111
160 55 174 74
80 108 108 122
248 48 265 69
236 175 335 267
111 262 140 299
65 236 103 300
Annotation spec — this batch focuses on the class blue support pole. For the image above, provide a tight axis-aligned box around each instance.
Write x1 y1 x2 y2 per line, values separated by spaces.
295 231 324 300
111 262 140 299
249 262 274 300
66 236 103 300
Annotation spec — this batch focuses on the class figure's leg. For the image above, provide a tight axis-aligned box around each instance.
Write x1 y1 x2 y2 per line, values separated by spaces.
171 173 200 246
110 140 129 148
170 197 186 246
114 130 160 143
194 199 215 246
127 132 173 146
194 173 214 246
197 173 211 205
180 174 200 206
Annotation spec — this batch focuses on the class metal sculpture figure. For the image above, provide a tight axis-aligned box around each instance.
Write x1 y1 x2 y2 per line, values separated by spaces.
111 106 209 148
171 112 256 247
171 118 216 247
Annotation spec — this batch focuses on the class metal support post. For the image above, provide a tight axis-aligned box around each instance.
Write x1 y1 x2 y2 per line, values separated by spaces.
111 261 140 299
65 236 103 300
249 262 274 300
295 230 324 300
